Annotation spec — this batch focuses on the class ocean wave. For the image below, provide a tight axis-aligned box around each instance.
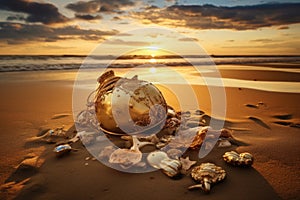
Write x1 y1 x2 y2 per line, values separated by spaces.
0 55 299 72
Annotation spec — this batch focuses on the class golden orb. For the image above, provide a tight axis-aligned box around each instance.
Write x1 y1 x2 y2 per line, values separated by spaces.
95 70 167 135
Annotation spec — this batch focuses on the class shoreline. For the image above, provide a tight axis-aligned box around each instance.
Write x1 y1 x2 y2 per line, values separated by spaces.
0 66 299 199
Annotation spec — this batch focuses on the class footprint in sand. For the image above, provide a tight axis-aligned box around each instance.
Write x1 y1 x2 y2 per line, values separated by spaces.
272 114 300 128
272 114 293 120
244 102 267 109
51 113 71 119
248 116 270 129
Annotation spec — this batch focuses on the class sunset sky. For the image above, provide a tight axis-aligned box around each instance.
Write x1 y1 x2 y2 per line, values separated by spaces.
0 0 299 55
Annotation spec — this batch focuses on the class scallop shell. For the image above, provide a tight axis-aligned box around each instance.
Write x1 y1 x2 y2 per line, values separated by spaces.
188 163 226 193
223 151 253 167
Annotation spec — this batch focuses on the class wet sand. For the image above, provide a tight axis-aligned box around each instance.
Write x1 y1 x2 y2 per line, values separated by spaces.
0 66 299 200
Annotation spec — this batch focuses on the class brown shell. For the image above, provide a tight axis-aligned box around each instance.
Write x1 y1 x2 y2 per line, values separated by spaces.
190 163 226 183
223 151 253 167
189 128 207 149
189 163 226 192
189 127 233 150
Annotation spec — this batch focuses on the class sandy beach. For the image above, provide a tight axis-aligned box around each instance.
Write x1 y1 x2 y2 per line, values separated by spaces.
0 65 299 200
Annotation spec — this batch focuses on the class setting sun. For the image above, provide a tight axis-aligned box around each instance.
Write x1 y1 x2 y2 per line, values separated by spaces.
149 58 157 63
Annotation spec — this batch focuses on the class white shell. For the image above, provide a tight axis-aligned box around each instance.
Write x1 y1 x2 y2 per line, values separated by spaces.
147 151 181 177
109 148 142 169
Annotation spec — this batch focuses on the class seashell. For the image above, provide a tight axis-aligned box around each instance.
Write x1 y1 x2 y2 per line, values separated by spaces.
223 151 253 167
143 134 160 144
53 144 72 157
220 128 233 138
189 127 208 149
74 131 97 146
179 156 196 171
167 127 199 149
165 117 181 134
218 139 231 148
166 148 183 159
147 151 182 178
188 163 226 193
98 146 116 160
109 148 142 169
195 110 205 115
167 106 177 118
108 136 149 169
190 127 233 149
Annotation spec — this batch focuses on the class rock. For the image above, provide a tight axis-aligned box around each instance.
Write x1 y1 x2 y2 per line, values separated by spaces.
218 140 231 148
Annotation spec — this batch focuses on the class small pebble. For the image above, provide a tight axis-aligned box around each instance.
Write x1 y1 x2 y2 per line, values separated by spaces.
218 140 232 148
85 162 89 166
195 110 205 115
85 157 90 161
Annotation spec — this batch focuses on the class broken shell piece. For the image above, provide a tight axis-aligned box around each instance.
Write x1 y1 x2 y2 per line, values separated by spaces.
54 144 72 157
180 156 196 171
189 127 208 149
188 163 226 193
79 131 97 146
147 151 182 178
167 106 177 118
165 117 181 134
220 128 233 138
190 127 233 149
223 151 254 167
109 148 142 169
167 148 183 159
108 136 148 169
98 146 116 160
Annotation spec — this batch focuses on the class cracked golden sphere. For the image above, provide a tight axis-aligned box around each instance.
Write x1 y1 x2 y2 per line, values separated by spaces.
95 70 167 135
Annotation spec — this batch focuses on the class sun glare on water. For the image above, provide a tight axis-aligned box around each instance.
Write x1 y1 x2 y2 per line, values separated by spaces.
149 67 157 73
149 58 157 63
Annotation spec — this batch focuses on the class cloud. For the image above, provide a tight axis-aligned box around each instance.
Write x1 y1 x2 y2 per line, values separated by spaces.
6 14 26 21
131 3 300 30
250 39 275 43
0 22 118 44
277 26 289 30
178 37 198 42
75 14 102 21
106 39 150 46
112 16 121 21
66 0 135 14
0 0 69 24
